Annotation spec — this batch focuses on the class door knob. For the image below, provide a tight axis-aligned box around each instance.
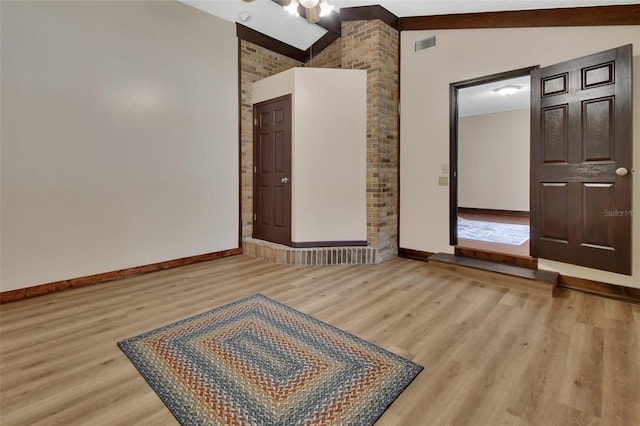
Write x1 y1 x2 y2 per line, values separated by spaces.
281 177 288 184
616 167 629 176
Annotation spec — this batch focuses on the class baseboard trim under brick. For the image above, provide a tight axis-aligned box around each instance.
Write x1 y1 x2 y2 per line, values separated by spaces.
244 238 378 266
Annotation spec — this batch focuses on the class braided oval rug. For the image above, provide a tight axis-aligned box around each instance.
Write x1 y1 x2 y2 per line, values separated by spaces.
118 294 422 426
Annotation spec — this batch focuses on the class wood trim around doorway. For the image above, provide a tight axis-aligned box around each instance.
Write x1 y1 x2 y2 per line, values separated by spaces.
458 207 529 218
449 65 538 247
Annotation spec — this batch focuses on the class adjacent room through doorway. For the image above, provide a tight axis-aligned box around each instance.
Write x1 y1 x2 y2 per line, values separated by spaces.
451 70 533 259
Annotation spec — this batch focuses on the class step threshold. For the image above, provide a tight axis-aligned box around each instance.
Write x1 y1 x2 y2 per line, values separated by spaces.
428 252 559 295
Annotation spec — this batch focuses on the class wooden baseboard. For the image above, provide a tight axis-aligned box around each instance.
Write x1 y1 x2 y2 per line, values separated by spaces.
0 248 243 304
5 247 637 305
458 207 530 217
558 275 640 305
398 247 433 262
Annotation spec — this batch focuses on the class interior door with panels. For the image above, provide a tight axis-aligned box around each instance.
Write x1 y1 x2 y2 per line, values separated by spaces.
253 95 292 246
531 44 633 274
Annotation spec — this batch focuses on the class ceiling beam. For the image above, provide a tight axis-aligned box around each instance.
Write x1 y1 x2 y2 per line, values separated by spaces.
237 23 340 64
317 12 341 35
240 4 638 63
307 31 340 59
340 5 398 30
399 5 640 31
236 24 307 63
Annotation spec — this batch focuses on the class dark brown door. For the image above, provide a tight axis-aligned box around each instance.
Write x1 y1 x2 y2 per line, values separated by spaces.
253 95 292 246
531 45 632 275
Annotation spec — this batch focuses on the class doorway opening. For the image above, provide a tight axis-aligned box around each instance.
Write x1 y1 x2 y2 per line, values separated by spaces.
450 67 537 262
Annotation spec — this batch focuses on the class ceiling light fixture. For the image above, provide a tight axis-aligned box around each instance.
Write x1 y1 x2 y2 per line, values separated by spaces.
238 11 252 23
285 0 334 23
284 0 300 16
493 85 523 96
319 0 334 17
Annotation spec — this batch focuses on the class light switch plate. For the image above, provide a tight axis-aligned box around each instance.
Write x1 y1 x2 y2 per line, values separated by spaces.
438 176 448 186
441 163 449 174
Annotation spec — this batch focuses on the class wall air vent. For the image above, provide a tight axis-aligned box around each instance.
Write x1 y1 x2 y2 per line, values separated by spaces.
415 35 436 52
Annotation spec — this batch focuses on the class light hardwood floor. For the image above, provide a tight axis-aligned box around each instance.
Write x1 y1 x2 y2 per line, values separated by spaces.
1 255 638 425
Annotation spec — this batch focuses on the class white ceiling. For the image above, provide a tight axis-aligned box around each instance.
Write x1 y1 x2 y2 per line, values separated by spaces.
459 76 531 117
180 0 632 116
181 0 327 50
181 0 639 50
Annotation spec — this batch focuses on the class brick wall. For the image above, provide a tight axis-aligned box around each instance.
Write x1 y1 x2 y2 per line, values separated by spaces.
239 19 399 263
244 238 377 266
307 37 342 69
341 20 399 261
239 40 302 239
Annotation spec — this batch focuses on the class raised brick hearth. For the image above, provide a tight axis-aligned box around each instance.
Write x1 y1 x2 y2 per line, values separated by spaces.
244 239 377 266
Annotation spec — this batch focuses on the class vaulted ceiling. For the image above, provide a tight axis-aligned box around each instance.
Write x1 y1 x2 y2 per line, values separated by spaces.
180 0 639 50
179 1 638 116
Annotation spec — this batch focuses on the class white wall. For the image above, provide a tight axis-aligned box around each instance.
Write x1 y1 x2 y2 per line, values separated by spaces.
253 68 367 243
1 1 239 292
401 26 640 289
459 109 529 211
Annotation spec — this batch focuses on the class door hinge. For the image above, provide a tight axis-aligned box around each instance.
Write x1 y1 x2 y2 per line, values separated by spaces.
254 166 257 173
253 213 257 220
254 118 257 126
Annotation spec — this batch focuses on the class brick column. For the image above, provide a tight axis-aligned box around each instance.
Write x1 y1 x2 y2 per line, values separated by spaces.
341 20 399 262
